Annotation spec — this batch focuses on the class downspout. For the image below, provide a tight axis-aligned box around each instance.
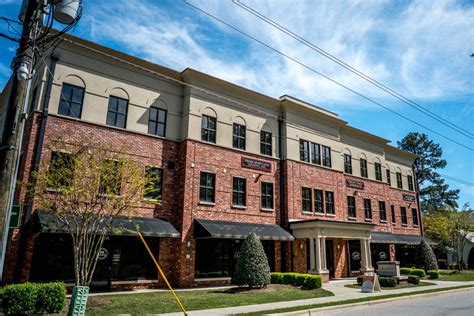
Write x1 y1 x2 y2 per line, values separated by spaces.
412 159 424 236
278 116 289 271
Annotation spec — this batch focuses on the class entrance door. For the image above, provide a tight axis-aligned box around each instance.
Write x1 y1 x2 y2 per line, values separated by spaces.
325 240 334 278
348 240 361 273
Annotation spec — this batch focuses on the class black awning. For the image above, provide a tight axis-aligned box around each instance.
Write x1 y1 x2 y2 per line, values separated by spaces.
194 219 294 241
35 210 180 238
371 232 435 245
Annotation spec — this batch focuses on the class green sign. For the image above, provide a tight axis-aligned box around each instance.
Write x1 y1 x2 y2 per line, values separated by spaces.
9 205 21 228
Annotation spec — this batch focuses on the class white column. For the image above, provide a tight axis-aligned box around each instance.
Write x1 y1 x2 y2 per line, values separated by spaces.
320 237 327 271
360 238 368 270
309 238 316 271
315 237 321 271
366 239 373 269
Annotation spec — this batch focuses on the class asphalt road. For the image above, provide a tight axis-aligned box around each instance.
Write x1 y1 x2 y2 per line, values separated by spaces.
316 289 474 316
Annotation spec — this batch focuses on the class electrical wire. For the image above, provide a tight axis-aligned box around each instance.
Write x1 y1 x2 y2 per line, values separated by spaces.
182 1 474 152
439 174 474 187
232 0 474 139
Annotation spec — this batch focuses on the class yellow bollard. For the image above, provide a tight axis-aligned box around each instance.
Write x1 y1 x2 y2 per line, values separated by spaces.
135 231 187 316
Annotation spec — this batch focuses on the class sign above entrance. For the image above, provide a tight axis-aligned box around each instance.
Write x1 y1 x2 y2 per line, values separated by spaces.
403 194 416 202
241 157 272 172
346 179 364 190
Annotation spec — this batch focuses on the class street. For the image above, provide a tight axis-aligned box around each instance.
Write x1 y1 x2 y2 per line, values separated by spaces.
315 289 474 316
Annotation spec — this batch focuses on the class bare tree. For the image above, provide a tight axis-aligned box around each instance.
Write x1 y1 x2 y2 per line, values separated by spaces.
29 137 159 286
449 205 473 271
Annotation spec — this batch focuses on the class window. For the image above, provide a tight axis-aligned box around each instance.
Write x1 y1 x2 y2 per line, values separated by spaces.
401 207 407 225
322 146 331 167
199 172 215 203
412 208 419 226
201 115 216 143
49 151 74 189
325 191 334 214
261 182 274 209
347 196 356 218
379 201 387 222
408 175 414 191
391 205 396 224
344 154 352 174
299 140 310 162
232 177 246 207
232 123 246 150
260 131 272 156
314 189 323 213
148 106 167 137
106 96 128 128
364 198 372 220
302 187 312 213
99 160 121 196
311 143 321 165
375 162 382 181
144 166 163 200
360 159 368 178
396 172 403 189
58 83 84 118
386 169 391 186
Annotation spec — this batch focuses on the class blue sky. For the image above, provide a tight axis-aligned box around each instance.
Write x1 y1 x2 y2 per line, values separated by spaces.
1 0 473 207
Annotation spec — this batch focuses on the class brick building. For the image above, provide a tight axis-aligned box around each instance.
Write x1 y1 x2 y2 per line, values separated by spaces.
0 34 430 288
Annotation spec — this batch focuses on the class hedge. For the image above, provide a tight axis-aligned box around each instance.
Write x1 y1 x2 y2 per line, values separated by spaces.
2 282 66 315
429 270 439 280
379 276 397 287
408 275 420 285
357 275 363 285
409 269 426 278
270 272 322 289
400 267 413 275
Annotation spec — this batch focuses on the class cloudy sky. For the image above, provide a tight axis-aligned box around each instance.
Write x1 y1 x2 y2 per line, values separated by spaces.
0 0 473 206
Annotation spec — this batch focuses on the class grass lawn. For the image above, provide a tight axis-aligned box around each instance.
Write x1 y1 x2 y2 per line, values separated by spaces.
438 270 474 282
86 284 334 315
344 281 435 290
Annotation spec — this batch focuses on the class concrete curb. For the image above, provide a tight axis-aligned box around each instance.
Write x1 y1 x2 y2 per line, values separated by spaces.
268 286 474 315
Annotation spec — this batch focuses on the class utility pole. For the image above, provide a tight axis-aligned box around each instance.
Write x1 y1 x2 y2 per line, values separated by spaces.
0 0 40 282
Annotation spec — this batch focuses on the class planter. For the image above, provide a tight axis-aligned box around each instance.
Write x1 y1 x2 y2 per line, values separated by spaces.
67 286 89 316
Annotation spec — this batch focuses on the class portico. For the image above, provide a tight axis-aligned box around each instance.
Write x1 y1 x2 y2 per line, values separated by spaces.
290 219 375 282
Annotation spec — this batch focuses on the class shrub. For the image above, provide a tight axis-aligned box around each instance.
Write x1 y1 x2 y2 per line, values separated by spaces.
303 275 322 289
379 276 396 287
429 270 439 279
2 283 37 315
295 274 307 286
400 267 413 275
35 282 66 313
408 275 420 285
357 275 363 285
270 272 284 284
410 269 426 278
282 273 299 285
232 233 271 288
415 239 438 272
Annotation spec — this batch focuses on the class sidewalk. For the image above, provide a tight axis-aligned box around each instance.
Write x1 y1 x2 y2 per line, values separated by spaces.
160 280 474 316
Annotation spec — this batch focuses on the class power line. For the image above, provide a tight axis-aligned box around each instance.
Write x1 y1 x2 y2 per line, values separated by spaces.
233 0 474 140
183 1 474 152
440 174 474 187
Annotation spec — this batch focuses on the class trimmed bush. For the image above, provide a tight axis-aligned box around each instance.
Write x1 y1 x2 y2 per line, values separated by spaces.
429 270 440 280
410 268 426 278
357 275 364 285
295 274 307 286
408 275 420 285
270 272 284 284
36 282 66 313
232 233 271 288
379 276 397 287
303 275 322 289
2 283 37 315
415 239 438 272
282 273 299 285
400 267 413 275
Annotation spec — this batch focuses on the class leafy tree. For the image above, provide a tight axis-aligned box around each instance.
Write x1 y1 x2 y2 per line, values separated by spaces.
232 233 271 288
397 132 459 213
449 206 474 271
415 239 438 272
29 137 160 286
423 211 453 256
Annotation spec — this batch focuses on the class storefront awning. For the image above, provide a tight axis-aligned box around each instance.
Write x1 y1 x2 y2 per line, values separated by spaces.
35 210 180 238
194 219 294 241
371 232 435 245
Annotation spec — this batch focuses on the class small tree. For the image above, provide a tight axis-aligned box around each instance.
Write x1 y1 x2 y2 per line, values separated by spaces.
30 137 159 286
449 208 474 271
415 239 438 272
232 233 271 288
